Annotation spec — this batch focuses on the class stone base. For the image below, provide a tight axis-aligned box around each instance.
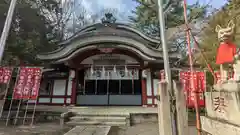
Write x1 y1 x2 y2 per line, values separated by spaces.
213 81 240 92
201 116 240 135
131 114 158 124
205 92 240 126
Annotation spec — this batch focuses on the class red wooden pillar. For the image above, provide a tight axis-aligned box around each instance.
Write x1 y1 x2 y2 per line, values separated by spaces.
141 78 147 106
64 77 69 105
71 69 77 105
141 69 148 107
150 70 156 107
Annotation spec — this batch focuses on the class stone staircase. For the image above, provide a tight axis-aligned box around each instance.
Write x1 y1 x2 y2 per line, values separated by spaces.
66 113 130 126
64 126 111 135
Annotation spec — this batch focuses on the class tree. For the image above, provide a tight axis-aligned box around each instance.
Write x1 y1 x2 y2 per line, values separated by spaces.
0 0 58 65
196 0 240 69
0 0 90 65
130 0 208 56
130 0 207 35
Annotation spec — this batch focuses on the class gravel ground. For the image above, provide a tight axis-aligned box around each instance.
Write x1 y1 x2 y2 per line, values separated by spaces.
0 123 72 135
0 123 208 135
108 122 200 135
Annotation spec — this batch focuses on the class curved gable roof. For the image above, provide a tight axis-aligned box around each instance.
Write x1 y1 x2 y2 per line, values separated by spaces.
37 22 181 63
59 23 162 49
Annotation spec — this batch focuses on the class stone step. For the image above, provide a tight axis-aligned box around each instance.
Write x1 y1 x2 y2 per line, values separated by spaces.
66 120 126 126
70 116 127 122
64 126 111 135
73 113 130 118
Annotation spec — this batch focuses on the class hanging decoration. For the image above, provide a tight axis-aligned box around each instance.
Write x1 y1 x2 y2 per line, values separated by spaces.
113 65 116 72
96 70 101 78
90 65 94 75
119 70 125 78
85 65 138 80
124 65 128 73
102 66 105 77
102 66 105 73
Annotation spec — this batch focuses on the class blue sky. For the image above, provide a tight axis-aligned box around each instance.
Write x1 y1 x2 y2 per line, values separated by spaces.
81 0 136 14
81 0 227 15
188 0 227 8
78 0 227 22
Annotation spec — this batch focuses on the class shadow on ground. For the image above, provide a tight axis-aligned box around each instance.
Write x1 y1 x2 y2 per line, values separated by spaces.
0 123 72 135
108 122 199 135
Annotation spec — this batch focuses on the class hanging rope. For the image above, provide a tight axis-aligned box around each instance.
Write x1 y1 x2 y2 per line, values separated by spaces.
174 0 216 81
182 0 201 135
187 25 216 82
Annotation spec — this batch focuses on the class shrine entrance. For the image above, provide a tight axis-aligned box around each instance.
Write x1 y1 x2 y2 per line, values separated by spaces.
36 17 181 106
76 53 142 106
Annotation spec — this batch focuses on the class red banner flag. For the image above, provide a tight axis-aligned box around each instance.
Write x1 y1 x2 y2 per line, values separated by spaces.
179 71 206 108
13 67 42 100
158 70 206 108
0 67 12 84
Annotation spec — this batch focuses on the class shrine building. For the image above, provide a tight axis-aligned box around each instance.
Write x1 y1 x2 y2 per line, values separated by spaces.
37 14 181 107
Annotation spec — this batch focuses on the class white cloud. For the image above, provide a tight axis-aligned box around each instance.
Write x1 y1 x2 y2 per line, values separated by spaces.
82 0 94 13
79 0 137 23
95 0 125 11
82 0 129 13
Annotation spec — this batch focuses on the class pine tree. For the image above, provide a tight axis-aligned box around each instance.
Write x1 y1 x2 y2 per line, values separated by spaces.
130 0 207 36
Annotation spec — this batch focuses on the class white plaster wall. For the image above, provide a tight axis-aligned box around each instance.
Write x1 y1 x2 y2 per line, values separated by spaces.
52 98 64 103
53 80 66 95
67 75 73 96
153 79 159 96
146 70 152 96
38 98 51 103
27 100 36 103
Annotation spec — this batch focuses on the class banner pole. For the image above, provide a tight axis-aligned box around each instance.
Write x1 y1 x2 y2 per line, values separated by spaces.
30 97 37 126
23 67 35 125
5 95 13 126
6 67 20 126
14 97 23 124
31 67 43 126
14 67 25 125
23 87 32 125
